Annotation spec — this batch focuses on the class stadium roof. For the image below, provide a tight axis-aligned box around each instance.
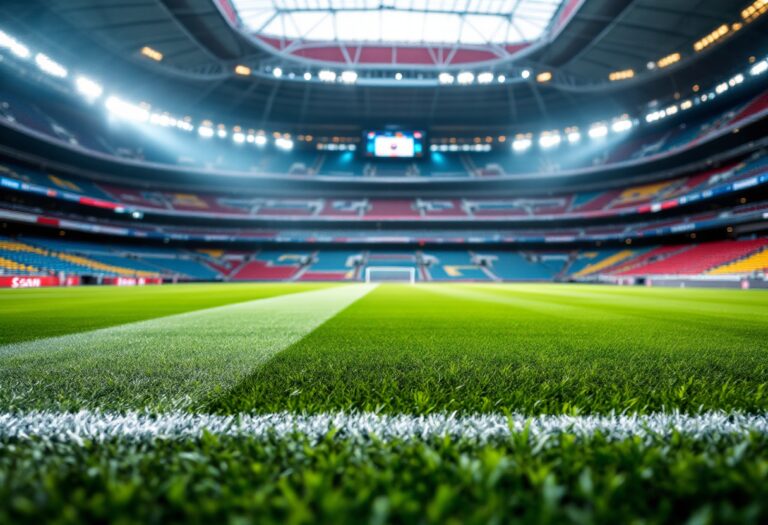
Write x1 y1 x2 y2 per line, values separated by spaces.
230 0 564 45
2 0 768 127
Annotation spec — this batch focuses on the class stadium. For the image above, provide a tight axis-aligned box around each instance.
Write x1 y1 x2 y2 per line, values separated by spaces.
1 0 768 522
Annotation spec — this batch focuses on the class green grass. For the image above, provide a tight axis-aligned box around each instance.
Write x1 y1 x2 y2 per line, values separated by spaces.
214 283 768 415
0 284 365 411
1 282 768 524
2 432 767 525
0 282 333 345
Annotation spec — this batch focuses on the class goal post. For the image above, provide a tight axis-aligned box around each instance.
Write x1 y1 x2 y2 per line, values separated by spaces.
364 266 416 284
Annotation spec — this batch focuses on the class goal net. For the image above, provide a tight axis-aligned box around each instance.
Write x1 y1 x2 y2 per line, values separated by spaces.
365 266 416 284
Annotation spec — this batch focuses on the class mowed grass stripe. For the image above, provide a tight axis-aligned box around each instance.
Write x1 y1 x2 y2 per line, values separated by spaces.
214 284 768 415
0 282 335 345
0 284 376 412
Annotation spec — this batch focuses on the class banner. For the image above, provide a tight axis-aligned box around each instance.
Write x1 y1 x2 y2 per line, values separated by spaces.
101 277 163 286
0 276 61 288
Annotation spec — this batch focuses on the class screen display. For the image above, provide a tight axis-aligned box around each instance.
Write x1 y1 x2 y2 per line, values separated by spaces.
365 131 424 158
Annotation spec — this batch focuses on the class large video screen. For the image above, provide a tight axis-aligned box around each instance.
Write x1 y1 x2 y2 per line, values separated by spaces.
365 130 424 158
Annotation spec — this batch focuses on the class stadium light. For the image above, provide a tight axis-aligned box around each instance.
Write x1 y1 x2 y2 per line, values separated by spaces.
35 53 68 78
198 124 214 138
303 72 312 80
521 69 531 79
588 123 608 139
476 72 493 84
275 137 294 150
512 134 532 152
729 73 744 86
318 70 336 82
150 113 176 127
140 46 163 62
645 110 662 123
609 69 634 82
457 72 474 85
177 118 194 132
536 71 552 83
715 82 728 94
566 129 581 144
234 65 251 76
497 74 506 83
254 135 267 146
750 60 768 76
538 132 561 149
665 104 679 116
105 96 149 123
216 126 227 139
395 72 403 80
611 117 633 133
272 67 283 78
0 31 30 59
340 71 358 84
656 52 681 69
75 76 103 100
232 129 246 144
438 72 455 85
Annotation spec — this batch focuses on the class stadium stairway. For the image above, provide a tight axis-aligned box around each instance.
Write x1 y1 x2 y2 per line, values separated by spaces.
299 250 358 281
425 251 492 281
607 246 688 276
570 249 637 278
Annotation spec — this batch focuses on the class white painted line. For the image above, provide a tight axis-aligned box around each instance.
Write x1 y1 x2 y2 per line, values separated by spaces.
1 410 765 445
0 285 377 410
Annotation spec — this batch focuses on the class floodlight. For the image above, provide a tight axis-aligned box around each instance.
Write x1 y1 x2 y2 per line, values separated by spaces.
105 96 149 122
438 72 454 84
0 31 30 59
457 72 474 84
588 124 608 139
35 53 67 77
539 133 561 149
750 60 768 75
611 118 633 133
75 76 103 100
512 136 532 152
275 137 294 150
318 70 337 82
273 67 283 78
341 70 358 84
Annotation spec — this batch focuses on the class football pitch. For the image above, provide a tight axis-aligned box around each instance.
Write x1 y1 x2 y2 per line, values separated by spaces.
1 283 768 523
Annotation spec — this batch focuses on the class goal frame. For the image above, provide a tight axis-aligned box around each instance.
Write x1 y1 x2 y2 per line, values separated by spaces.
364 266 416 284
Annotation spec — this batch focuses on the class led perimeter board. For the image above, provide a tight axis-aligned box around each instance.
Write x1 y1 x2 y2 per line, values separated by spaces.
365 130 425 158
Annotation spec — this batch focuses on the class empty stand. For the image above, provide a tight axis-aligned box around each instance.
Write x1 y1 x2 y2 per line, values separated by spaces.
616 240 768 276
709 246 768 275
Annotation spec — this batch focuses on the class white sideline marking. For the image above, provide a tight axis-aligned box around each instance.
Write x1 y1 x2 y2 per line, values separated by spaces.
0 285 376 410
1 411 766 445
